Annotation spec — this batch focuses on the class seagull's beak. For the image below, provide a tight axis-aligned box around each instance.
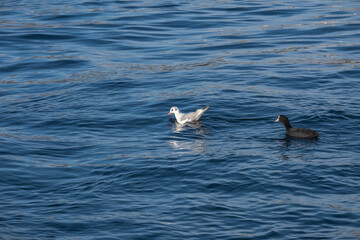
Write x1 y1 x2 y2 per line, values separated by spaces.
167 112 172 116
275 117 279 122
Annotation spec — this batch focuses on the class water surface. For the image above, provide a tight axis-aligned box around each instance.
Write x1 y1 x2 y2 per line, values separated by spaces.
1 0 360 239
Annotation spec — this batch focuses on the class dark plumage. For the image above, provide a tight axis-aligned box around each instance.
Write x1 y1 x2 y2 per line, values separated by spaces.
275 115 319 139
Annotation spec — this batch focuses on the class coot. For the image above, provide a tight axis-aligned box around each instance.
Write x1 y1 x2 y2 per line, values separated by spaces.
275 115 319 139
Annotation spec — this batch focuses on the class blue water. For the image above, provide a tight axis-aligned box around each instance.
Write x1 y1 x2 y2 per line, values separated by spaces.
1 0 360 239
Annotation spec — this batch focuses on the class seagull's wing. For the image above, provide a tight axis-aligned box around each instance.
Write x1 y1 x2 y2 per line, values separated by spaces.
181 105 209 122
193 105 210 121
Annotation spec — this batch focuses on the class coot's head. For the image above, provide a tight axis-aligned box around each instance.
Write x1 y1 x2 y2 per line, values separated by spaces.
168 106 179 116
275 115 291 127
275 115 287 123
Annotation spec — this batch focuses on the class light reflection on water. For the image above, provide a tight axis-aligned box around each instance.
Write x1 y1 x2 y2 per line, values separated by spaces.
168 139 208 154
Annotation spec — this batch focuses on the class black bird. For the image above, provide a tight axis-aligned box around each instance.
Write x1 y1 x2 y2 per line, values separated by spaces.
275 115 319 139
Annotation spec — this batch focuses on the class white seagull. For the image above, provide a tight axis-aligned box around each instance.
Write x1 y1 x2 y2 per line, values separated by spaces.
167 105 210 124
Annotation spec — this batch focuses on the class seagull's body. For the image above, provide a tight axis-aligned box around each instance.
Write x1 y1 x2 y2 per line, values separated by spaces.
168 105 209 124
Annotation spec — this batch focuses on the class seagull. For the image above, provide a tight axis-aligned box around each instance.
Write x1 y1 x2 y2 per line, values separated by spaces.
167 105 210 124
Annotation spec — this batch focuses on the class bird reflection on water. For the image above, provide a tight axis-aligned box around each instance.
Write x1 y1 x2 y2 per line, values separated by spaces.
280 136 320 149
169 118 205 134
277 136 320 162
168 118 208 154
168 139 208 154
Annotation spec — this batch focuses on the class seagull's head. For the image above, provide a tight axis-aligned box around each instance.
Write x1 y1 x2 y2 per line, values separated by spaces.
168 106 179 116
